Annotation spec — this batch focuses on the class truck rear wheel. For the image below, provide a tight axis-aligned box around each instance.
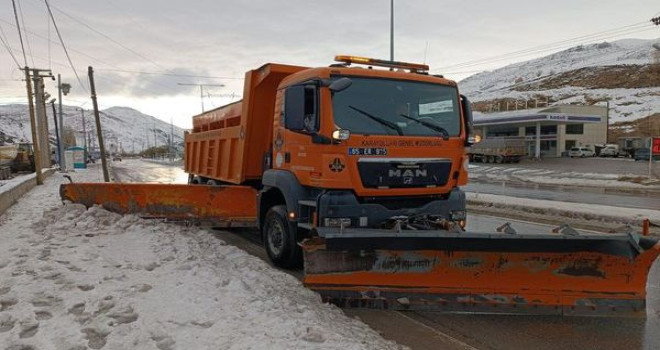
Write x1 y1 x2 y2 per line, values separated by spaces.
263 205 301 268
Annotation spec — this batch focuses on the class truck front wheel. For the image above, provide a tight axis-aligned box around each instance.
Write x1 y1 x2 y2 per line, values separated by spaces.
263 205 302 269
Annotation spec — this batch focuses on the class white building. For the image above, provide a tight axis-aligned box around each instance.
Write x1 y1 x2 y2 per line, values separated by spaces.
473 105 608 158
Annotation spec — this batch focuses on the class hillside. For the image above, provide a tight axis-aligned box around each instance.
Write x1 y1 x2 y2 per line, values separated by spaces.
0 105 185 154
459 38 660 122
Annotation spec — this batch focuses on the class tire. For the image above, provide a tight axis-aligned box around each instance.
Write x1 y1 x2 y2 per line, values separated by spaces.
206 179 219 186
495 156 504 164
263 205 301 268
487 156 495 163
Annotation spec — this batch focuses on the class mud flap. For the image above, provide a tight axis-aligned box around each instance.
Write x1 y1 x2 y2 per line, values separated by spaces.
302 228 660 317
60 183 258 227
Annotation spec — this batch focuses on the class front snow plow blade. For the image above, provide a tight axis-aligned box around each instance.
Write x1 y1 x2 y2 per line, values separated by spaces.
60 183 258 227
302 228 660 317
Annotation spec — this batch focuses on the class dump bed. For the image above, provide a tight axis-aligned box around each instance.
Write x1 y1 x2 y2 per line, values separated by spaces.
184 63 306 184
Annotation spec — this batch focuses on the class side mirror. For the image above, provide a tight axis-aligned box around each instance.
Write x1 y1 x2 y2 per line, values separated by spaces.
329 77 352 93
460 94 474 146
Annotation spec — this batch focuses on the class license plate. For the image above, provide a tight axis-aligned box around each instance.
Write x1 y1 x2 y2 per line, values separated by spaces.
348 147 388 156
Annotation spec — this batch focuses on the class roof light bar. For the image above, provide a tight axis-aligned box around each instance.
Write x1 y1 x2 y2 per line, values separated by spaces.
334 55 429 72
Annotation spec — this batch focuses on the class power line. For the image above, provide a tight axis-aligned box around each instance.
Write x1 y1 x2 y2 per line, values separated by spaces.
437 21 650 70
18 1 34 66
435 21 653 72
0 23 20 68
47 5 51 70
444 26 658 76
46 2 170 72
0 16 186 96
43 1 235 89
0 37 183 97
0 39 161 101
10 0 28 66
44 0 88 93
0 18 112 68
96 68 244 80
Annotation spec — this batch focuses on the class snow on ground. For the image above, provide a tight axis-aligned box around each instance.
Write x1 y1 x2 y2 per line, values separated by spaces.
467 192 660 224
0 173 34 193
469 164 660 189
0 166 402 350
458 38 660 122
0 104 185 154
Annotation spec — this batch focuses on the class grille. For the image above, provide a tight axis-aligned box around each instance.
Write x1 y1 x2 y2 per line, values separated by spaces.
357 159 452 188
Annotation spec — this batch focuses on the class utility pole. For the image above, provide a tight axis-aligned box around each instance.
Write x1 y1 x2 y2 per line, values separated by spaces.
170 118 174 162
144 121 149 151
32 68 53 169
49 100 61 167
81 109 88 156
153 119 157 159
88 66 110 182
390 0 394 61
22 67 42 184
177 83 224 114
57 74 70 170
33 74 48 167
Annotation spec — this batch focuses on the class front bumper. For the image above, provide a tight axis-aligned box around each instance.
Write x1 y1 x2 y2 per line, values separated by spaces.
316 188 466 230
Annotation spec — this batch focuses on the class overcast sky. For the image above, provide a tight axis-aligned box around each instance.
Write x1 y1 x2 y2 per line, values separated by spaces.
0 0 658 128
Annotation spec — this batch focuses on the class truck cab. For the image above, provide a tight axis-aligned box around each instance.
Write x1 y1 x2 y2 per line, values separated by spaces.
260 56 474 266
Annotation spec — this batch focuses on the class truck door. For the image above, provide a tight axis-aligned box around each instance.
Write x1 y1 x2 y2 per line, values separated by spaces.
279 84 320 177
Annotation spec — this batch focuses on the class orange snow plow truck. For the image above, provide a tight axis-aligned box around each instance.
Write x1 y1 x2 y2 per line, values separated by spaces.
61 56 660 316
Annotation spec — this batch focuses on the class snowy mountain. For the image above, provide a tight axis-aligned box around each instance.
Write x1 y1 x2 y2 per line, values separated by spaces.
458 38 660 122
0 104 185 154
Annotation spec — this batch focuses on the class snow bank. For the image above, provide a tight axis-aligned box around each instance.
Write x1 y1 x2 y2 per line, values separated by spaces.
469 164 660 189
0 167 401 350
467 192 660 223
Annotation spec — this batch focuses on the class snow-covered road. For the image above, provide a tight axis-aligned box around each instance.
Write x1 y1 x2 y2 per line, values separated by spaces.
0 166 402 350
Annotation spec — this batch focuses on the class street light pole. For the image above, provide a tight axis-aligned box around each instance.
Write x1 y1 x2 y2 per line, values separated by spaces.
390 0 394 61
58 74 64 169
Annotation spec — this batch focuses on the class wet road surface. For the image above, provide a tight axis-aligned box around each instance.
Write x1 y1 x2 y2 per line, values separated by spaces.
466 181 660 210
110 159 660 350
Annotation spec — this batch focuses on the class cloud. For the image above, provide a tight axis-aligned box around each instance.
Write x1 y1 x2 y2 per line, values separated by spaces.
1 0 658 120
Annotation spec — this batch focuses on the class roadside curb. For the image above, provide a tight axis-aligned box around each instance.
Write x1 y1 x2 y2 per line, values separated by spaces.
0 168 57 216
467 192 660 235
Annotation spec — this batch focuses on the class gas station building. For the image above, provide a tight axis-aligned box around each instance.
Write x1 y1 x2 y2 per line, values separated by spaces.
473 105 608 158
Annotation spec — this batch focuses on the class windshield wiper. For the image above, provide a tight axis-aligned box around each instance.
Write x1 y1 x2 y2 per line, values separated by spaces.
399 114 449 139
348 105 403 136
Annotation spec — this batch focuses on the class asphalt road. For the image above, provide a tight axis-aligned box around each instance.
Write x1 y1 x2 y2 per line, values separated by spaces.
474 157 655 176
110 159 660 350
465 181 660 210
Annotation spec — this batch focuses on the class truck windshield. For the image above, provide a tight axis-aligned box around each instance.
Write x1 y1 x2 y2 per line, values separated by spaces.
331 76 461 137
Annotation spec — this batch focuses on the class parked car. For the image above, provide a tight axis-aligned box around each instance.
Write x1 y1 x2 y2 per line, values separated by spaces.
569 147 595 158
112 155 122 162
634 148 660 161
599 144 620 157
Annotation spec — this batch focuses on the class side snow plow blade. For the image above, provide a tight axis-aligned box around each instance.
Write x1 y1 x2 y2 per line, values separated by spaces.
60 183 258 227
302 229 660 317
